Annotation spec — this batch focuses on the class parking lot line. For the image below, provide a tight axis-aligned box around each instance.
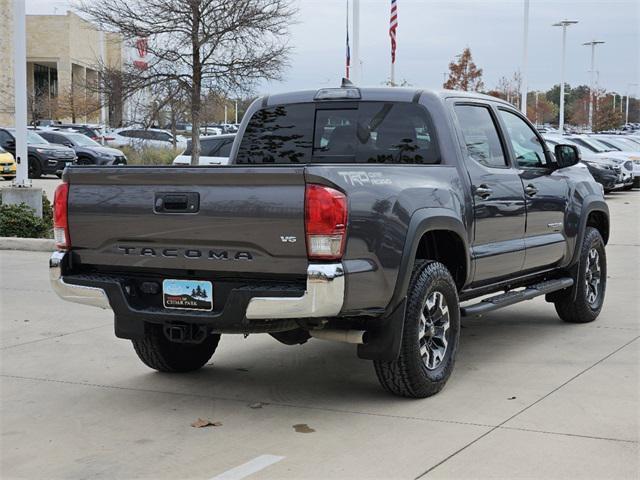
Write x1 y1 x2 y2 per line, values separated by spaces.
414 335 640 479
210 455 285 480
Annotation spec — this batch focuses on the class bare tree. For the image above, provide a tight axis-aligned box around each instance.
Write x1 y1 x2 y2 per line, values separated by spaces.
77 0 296 164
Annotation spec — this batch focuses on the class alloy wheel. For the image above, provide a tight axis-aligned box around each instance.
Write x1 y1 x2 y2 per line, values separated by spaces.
418 291 450 370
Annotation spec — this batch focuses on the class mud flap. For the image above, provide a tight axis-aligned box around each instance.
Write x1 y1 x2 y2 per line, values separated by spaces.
115 315 145 340
357 298 406 361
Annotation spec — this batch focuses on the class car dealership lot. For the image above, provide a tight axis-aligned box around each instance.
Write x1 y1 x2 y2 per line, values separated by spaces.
1 192 639 479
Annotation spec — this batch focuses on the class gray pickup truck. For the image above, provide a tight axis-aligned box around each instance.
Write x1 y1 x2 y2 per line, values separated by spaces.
50 84 609 398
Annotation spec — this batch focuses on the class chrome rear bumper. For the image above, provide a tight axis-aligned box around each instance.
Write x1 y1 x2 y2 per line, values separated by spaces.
49 251 110 309
50 251 344 319
245 263 345 319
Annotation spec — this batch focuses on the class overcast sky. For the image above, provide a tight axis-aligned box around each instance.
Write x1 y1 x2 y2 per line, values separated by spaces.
26 0 639 96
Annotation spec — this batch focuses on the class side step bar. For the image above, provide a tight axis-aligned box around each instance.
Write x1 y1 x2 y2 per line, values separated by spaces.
460 278 574 317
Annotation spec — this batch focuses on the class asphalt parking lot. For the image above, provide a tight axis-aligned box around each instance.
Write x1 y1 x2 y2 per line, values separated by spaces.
1 191 639 480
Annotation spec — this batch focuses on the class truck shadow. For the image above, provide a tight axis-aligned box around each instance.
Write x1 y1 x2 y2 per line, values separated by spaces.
123 305 574 408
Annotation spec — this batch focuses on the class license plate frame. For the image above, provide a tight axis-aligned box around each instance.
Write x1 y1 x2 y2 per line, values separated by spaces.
162 279 213 311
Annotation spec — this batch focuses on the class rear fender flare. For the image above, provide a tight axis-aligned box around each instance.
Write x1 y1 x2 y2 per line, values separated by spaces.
390 208 470 312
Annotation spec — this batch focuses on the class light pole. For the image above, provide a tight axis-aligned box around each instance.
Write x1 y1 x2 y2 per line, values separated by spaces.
13 0 28 188
583 40 605 132
351 0 361 84
626 83 639 126
520 0 530 115
553 20 578 134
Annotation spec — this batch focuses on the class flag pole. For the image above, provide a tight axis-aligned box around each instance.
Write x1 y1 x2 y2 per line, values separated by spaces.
346 0 350 79
389 0 398 87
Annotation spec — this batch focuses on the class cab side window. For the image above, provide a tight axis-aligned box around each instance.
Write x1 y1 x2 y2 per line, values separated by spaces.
499 109 547 168
454 105 507 168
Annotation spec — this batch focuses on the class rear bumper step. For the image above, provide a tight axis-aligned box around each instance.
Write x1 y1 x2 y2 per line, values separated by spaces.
460 278 574 317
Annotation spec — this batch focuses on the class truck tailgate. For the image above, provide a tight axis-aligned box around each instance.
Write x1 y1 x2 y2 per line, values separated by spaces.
66 166 308 276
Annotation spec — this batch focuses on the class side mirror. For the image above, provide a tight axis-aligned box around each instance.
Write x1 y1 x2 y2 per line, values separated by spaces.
554 144 580 168
3 140 15 149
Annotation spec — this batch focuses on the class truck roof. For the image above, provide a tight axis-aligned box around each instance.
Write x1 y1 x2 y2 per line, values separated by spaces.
264 87 512 108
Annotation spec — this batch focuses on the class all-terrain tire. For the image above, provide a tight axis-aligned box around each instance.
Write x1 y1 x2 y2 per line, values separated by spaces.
374 261 460 398
554 227 606 323
132 324 220 373
28 156 42 179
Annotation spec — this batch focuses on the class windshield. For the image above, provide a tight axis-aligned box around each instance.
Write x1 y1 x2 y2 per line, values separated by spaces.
597 137 640 152
574 137 619 153
549 137 591 156
67 133 100 147
26 131 49 144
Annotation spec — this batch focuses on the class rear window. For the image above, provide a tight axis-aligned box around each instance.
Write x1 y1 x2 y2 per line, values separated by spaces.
236 102 439 164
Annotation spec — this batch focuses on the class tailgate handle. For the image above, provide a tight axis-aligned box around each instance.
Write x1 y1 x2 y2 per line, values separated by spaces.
155 192 199 213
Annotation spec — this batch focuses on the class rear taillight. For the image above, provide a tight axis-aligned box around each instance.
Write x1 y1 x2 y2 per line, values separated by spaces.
53 182 70 250
305 184 347 260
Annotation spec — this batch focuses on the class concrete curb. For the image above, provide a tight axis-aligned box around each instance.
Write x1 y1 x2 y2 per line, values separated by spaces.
0 237 55 252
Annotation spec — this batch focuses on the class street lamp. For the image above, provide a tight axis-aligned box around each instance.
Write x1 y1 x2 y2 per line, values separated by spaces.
626 83 639 126
583 40 605 132
553 20 578 134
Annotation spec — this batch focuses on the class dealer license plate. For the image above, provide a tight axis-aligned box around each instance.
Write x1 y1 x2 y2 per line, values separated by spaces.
163 279 213 311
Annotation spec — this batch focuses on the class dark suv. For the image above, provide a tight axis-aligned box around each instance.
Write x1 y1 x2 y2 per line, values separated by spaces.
38 130 127 166
0 127 76 178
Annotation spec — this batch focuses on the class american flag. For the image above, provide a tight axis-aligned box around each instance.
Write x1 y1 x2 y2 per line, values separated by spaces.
346 1 351 78
389 0 398 64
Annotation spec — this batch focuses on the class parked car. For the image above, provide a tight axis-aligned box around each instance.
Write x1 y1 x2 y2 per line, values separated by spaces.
543 137 621 193
569 135 635 189
0 127 76 178
592 135 640 188
38 130 127 166
53 124 105 141
199 125 223 136
50 86 609 398
108 128 187 150
0 146 16 180
172 134 235 166
545 134 633 190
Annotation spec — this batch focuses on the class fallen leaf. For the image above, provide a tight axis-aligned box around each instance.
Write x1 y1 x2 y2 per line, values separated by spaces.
293 424 315 433
191 418 222 428
249 402 266 409
508 396 516 400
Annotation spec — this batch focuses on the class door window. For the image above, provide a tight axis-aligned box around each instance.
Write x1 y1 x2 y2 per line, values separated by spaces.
499 109 548 168
454 105 507 168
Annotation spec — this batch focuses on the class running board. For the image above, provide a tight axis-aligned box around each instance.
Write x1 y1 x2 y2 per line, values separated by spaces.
460 278 574 317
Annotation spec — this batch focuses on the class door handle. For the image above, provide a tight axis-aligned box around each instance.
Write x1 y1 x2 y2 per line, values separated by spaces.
154 192 200 213
474 184 493 199
524 184 538 197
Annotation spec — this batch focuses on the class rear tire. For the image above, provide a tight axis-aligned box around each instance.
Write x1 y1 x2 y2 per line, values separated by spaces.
132 324 220 373
554 227 606 323
28 156 42 179
374 261 460 398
